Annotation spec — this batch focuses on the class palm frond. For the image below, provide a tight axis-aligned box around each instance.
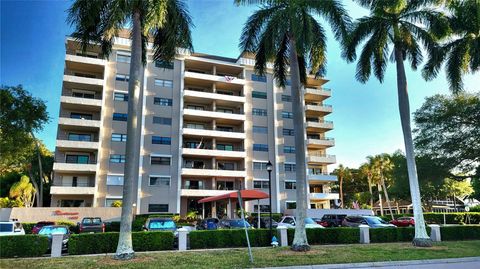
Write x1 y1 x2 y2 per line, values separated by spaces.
308 0 352 46
273 34 289 88
344 16 386 62
446 40 470 93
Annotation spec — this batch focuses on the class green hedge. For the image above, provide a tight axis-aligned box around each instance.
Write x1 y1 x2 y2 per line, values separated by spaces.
68 231 175 255
248 213 283 222
368 227 432 243
21 223 36 234
286 228 359 245
380 213 480 224
0 235 49 258
189 229 272 249
441 225 480 241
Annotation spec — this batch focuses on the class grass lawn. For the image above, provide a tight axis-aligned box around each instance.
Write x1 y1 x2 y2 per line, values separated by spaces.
2 241 480 269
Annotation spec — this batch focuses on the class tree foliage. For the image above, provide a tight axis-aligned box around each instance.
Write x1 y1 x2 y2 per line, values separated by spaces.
9 175 36 208
442 178 474 200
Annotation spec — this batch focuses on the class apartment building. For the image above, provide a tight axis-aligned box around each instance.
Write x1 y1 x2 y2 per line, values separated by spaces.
50 33 338 216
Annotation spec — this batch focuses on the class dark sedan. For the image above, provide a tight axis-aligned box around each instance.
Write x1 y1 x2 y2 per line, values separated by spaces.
219 219 252 229
38 225 71 251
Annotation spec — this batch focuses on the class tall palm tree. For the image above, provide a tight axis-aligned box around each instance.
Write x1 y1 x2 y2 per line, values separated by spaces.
345 0 448 247
68 0 193 259
335 164 352 208
236 0 350 251
360 159 375 209
423 0 480 93
373 154 395 219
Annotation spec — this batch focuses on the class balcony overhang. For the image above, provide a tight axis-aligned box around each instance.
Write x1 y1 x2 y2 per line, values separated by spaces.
56 140 99 151
181 168 246 178
309 193 339 200
183 128 245 140
50 186 95 195
180 189 234 197
53 163 97 173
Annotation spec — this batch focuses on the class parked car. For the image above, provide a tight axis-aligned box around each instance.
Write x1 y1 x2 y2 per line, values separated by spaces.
144 218 178 232
342 216 396 228
277 216 324 229
320 214 347 227
38 225 71 251
0 221 25 236
32 221 56 234
197 218 219 230
78 217 105 233
249 217 278 229
218 219 252 229
390 217 415 227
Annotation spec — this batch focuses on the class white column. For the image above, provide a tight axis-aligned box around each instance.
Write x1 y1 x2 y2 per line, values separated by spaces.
359 224 370 244
178 227 189 251
277 226 288 246
429 224 441 242
51 232 64 257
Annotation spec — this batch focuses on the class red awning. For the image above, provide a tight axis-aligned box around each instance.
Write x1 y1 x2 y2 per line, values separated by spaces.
198 190 269 203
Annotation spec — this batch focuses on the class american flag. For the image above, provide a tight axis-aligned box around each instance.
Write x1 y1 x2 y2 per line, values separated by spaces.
225 75 235 82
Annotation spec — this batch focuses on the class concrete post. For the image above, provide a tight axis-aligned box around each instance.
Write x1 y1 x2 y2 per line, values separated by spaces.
359 225 370 244
51 232 64 257
429 224 441 242
178 227 189 251
277 226 288 247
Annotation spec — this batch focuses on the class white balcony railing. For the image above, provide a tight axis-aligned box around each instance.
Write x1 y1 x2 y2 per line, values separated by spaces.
50 186 96 195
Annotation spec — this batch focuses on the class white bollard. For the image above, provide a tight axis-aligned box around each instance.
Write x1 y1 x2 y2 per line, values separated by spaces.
429 224 441 242
277 226 288 247
359 225 370 244
177 227 189 251
51 232 64 257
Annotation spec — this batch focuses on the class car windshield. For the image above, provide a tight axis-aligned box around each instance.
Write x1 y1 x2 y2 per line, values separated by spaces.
83 218 101 224
149 220 176 229
39 227 68 235
37 222 54 227
365 217 388 225
0 223 13 232
305 218 316 224
230 220 250 227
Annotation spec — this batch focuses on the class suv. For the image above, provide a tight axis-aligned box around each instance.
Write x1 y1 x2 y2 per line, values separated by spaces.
218 219 252 229
78 217 105 233
0 221 25 236
342 216 395 228
197 218 219 230
320 214 347 227
278 216 324 229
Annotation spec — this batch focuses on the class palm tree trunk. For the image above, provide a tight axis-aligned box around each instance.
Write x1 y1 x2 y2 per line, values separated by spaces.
289 37 310 252
28 168 41 207
339 175 344 208
368 176 373 208
394 47 431 247
31 132 43 207
378 183 384 216
382 177 394 220
115 9 143 260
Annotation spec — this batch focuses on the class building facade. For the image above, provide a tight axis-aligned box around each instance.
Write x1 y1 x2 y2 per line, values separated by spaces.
50 34 338 216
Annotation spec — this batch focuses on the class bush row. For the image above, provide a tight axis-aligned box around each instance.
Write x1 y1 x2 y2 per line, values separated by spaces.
441 226 480 241
0 235 49 258
248 213 283 222
68 231 174 255
380 212 480 224
287 228 360 245
21 221 78 234
189 229 272 249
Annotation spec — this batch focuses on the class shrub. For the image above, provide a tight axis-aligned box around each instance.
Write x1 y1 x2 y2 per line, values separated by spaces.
369 227 425 243
68 231 174 255
248 213 283 222
21 222 36 234
189 229 272 249
286 228 359 245
380 213 480 225
0 235 49 258
105 221 121 232
469 205 480 212
441 225 480 241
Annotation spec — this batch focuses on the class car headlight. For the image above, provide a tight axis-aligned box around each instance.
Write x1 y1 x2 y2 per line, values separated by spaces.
62 239 68 244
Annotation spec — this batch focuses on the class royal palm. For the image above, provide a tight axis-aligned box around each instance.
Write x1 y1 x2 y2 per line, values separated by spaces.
236 0 350 251
68 0 193 259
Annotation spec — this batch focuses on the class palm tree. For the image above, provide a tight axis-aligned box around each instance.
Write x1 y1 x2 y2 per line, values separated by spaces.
335 165 352 208
423 0 480 93
345 0 448 247
9 175 36 208
360 161 375 209
68 0 193 259
373 154 395 219
236 0 350 251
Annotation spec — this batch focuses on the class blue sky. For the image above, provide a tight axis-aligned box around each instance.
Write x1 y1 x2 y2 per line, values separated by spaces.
1 0 478 169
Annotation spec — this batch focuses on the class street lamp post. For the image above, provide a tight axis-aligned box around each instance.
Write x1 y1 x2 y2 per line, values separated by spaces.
266 161 273 242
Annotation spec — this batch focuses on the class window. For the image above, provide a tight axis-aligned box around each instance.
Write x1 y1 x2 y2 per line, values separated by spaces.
107 175 124 186
251 74 267 82
116 52 131 63
153 117 172 125
282 95 292 102
286 201 297 209
217 108 234 114
218 162 234 170
217 126 233 132
110 154 125 163
114 92 128 101
113 113 128 121
106 198 123 207
154 79 173 88
285 181 296 190
155 60 174 69
285 163 296 172
217 90 234 95
185 123 205 129
72 90 95 99
186 105 204 110
217 181 234 190
185 141 201 148
153 97 172 106
253 162 268 170
252 91 267 99
66 155 89 164
217 144 233 151
284 146 295 153
184 180 204 189
282 111 293 119
112 133 127 142
115 74 129 82
70 113 92 120
184 160 205 169
149 176 170 187
253 180 269 189
152 136 171 145
68 133 91 142
253 144 268 152
253 126 268 134
151 156 171 165
148 204 169 212
283 128 295 136
252 108 267 116
253 205 271 213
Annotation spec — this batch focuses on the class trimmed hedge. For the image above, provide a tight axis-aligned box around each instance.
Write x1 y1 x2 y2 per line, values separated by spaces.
21 223 36 234
369 227 433 243
248 213 283 222
287 228 360 245
380 213 480 225
68 231 174 255
0 235 49 258
441 225 480 241
189 229 272 249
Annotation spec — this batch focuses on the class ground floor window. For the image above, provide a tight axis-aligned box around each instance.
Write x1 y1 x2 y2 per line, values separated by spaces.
253 205 271 213
106 198 123 207
148 204 169 212
286 201 296 209
59 200 86 207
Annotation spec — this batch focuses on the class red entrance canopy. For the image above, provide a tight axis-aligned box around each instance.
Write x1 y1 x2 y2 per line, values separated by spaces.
198 190 269 203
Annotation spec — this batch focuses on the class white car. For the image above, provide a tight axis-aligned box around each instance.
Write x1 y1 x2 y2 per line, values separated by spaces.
277 216 325 229
0 221 25 236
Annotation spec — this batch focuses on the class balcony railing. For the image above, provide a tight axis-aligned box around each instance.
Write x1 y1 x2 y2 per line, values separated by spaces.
183 125 243 133
55 182 95 187
306 119 334 124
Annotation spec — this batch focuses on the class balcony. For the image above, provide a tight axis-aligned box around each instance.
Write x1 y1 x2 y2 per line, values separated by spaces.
58 117 101 129
183 127 245 140
65 54 106 67
184 89 245 104
309 192 339 200
304 87 331 101
56 140 99 151
307 153 336 164
308 173 338 182
50 184 96 195
184 71 245 86
305 103 333 117
307 138 335 149
182 148 246 159
53 162 97 173
180 189 235 197
181 168 246 178
63 74 103 87
306 120 334 131
183 108 245 122
60 96 102 111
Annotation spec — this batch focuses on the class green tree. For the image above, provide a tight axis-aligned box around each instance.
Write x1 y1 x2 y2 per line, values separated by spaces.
9 175 36 208
111 200 123 207
236 0 350 251
372 154 395 219
423 0 480 92
359 162 375 208
442 178 474 211
68 0 193 259
345 0 449 247
414 93 480 178
333 165 352 208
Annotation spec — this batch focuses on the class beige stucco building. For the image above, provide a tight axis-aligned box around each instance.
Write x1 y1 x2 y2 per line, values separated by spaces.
50 34 338 216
